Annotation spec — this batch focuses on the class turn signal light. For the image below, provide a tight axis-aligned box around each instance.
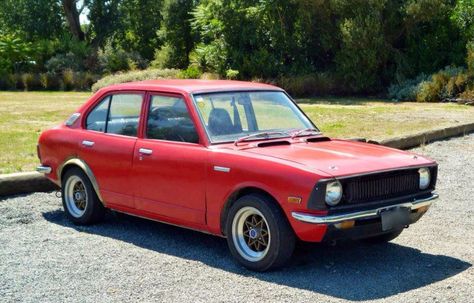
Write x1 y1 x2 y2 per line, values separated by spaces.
335 220 355 230
287 196 302 204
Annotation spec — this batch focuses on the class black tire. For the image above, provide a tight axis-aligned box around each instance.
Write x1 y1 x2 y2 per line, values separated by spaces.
61 167 105 225
225 194 295 271
362 229 403 244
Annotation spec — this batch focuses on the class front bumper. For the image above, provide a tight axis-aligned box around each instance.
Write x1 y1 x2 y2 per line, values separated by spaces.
292 193 438 225
36 165 52 174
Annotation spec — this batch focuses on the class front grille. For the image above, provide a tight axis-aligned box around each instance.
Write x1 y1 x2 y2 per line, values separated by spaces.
343 169 420 204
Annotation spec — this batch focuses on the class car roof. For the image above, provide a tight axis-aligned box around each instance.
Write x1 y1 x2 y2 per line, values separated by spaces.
100 79 283 94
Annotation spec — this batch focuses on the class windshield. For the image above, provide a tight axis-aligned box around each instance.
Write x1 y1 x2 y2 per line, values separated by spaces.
192 91 316 143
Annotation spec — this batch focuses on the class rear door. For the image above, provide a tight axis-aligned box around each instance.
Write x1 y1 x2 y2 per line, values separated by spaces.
79 92 145 209
132 93 208 225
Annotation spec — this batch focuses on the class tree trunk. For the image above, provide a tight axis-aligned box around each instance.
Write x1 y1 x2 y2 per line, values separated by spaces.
62 0 85 41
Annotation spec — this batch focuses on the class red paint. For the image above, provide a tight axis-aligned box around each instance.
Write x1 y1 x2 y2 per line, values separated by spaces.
37 80 436 242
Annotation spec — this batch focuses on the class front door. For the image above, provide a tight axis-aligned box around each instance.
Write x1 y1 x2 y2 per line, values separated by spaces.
78 92 144 208
132 93 207 225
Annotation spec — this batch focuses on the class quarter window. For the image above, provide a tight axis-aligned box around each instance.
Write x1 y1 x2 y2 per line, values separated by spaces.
147 95 199 143
86 96 110 132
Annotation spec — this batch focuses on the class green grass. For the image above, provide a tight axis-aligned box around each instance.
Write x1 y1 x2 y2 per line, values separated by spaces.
1 92 474 174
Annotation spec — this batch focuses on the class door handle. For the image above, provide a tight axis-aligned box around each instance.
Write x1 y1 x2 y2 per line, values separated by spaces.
82 140 95 147
138 148 153 155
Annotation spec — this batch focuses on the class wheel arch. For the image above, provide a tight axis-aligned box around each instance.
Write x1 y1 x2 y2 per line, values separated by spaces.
58 158 104 204
220 186 286 236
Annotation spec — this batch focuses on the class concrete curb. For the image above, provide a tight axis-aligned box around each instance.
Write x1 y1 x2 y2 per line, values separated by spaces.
0 172 58 197
1 122 474 197
378 122 474 150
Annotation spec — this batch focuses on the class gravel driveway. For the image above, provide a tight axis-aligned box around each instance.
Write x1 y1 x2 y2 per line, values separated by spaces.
1 135 473 303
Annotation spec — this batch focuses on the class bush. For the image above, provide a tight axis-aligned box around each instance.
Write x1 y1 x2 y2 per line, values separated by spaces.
21 73 42 91
62 69 75 91
178 65 202 79
45 52 82 74
387 74 429 101
200 72 220 80
150 45 172 69
0 72 15 90
91 68 181 92
416 66 470 102
98 41 147 74
389 66 472 102
467 42 474 75
275 73 339 97
225 69 239 80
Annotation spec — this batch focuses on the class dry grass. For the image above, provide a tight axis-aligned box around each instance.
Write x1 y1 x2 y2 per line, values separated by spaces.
1 92 473 174
0 92 90 174
298 98 474 140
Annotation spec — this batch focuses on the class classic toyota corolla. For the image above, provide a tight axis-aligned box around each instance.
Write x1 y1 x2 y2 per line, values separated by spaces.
37 80 438 271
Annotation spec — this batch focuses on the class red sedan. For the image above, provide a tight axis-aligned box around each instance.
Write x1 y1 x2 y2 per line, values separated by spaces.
37 80 438 271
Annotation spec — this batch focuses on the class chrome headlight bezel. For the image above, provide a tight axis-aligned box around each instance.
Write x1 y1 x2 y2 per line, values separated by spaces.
418 167 431 190
325 180 343 206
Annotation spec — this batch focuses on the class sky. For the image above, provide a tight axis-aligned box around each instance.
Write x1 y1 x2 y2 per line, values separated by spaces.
78 0 90 24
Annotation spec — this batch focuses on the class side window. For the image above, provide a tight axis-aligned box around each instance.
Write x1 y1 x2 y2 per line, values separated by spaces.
106 94 143 137
147 95 199 143
86 96 110 132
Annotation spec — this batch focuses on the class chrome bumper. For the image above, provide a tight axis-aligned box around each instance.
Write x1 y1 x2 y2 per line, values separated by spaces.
292 194 439 224
36 165 52 174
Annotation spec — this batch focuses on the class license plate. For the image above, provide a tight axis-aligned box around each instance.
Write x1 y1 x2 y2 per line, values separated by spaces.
380 207 410 231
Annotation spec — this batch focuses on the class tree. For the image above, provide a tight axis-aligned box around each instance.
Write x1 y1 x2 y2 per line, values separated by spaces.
158 0 198 68
0 0 64 40
62 0 87 41
118 0 163 60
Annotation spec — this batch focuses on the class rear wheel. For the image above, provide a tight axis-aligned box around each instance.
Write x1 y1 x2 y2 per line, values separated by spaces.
226 194 295 271
362 229 403 244
61 167 105 225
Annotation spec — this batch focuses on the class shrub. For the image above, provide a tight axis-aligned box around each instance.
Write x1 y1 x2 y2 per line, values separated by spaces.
387 74 429 101
75 72 100 91
460 87 474 99
91 68 181 92
39 73 61 90
416 66 470 102
98 41 147 74
225 69 239 80
178 65 202 79
21 73 42 91
200 72 220 80
45 52 82 74
0 70 16 90
276 73 339 97
467 42 474 75
150 45 172 69
62 69 75 91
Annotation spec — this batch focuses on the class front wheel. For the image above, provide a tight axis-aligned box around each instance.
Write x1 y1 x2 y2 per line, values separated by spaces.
225 194 295 271
61 167 105 225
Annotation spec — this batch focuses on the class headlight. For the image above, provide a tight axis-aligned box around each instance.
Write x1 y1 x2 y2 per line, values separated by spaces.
325 180 343 206
418 167 431 190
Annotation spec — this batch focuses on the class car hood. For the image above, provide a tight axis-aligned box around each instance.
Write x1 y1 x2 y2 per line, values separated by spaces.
240 139 434 177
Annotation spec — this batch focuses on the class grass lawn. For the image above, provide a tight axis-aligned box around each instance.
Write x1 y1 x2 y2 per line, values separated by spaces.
1 92 474 174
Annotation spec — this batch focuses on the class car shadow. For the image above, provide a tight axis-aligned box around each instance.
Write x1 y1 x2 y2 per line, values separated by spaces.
43 209 471 301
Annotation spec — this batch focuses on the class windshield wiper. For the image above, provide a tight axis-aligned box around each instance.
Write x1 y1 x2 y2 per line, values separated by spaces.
234 131 289 146
290 128 321 139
